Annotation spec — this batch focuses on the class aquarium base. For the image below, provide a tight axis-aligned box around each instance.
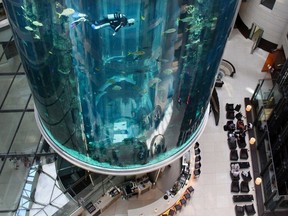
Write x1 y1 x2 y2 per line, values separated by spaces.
34 106 210 176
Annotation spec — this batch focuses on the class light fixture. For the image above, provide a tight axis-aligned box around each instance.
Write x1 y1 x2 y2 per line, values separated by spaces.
255 177 262 185
246 105 252 112
249 137 256 145
154 208 158 213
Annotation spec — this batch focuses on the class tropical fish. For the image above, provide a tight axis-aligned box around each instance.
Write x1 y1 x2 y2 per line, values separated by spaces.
148 78 161 87
49 51 53 54
185 43 193 49
148 18 163 30
24 15 32 22
128 50 145 56
175 17 181 27
107 79 116 84
112 85 122 91
141 16 145 21
164 28 176 34
180 17 193 23
72 12 87 18
34 34 40 39
25 26 34 31
57 8 75 18
32 21 43 27
163 68 173 75
140 89 148 95
185 26 202 32
192 39 200 44
22 41 28 47
133 86 141 91
186 5 195 14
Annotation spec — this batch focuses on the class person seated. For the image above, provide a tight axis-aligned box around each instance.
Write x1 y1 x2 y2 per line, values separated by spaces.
237 119 245 131
241 171 252 182
237 134 246 148
243 123 253 133
226 121 235 132
231 163 240 180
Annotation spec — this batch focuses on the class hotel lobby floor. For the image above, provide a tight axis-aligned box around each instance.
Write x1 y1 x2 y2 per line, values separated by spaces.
101 28 270 216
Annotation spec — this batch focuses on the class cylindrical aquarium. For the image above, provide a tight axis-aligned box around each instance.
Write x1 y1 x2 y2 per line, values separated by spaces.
3 0 239 175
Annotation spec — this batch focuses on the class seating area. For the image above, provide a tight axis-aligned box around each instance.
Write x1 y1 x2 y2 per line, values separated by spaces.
224 103 256 215
193 142 201 178
234 203 256 216
159 186 194 216
159 145 198 215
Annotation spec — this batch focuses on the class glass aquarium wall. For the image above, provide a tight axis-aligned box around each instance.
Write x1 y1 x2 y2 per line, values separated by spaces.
3 0 239 174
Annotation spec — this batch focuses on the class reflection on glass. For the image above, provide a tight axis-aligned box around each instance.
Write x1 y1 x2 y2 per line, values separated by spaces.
3 0 239 173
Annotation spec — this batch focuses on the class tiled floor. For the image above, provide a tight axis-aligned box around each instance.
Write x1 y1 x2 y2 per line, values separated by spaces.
180 28 269 216
0 27 270 216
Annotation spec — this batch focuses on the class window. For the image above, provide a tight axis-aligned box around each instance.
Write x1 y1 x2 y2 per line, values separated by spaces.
0 3 7 21
261 0 276 10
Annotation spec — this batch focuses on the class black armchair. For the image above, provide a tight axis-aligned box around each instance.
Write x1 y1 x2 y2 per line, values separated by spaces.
230 149 238 161
240 181 250 193
194 142 200 149
240 148 249 160
231 180 240 193
244 204 256 215
228 136 237 150
234 104 241 112
194 169 201 178
237 136 247 148
195 162 201 169
235 205 244 216
194 148 201 155
226 103 234 111
195 155 201 162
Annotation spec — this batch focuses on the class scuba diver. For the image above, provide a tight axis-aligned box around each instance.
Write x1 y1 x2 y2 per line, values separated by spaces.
71 12 135 36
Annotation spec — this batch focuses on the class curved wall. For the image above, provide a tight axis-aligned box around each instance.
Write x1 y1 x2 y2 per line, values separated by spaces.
239 0 288 45
3 0 239 175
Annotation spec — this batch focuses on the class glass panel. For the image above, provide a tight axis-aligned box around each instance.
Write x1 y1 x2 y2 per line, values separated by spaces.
0 53 21 73
261 0 276 10
3 0 239 172
27 96 34 109
0 112 21 152
0 75 13 104
2 75 31 110
0 213 13 216
0 160 28 211
10 112 41 153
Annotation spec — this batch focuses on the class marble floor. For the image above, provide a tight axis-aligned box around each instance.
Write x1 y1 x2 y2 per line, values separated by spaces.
100 28 270 216
178 29 269 216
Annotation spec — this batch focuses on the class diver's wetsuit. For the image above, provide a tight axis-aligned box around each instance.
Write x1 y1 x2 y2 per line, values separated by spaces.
72 12 133 36
91 13 128 33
